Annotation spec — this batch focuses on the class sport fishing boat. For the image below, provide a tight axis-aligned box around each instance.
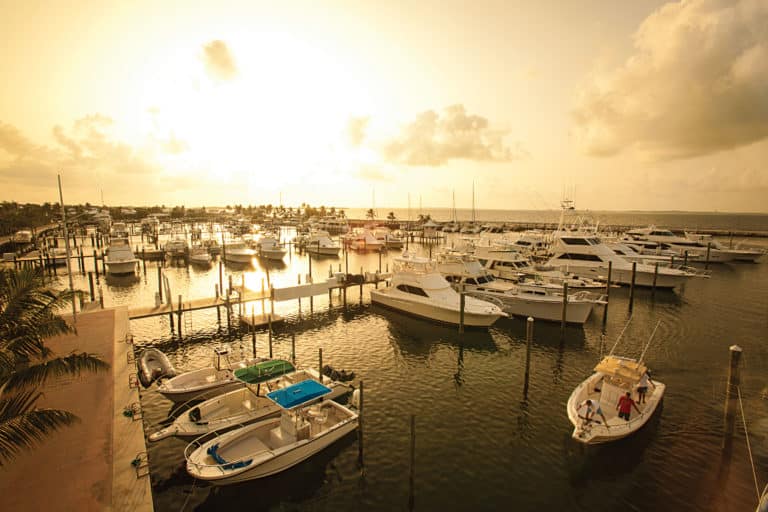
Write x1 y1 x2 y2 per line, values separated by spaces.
625 226 764 263
255 236 287 260
185 379 359 484
149 364 353 441
300 230 341 256
370 252 506 328
188 246 212 266
222 241 257 264
105 237 138 275
156 348 265 403
566 321 666 444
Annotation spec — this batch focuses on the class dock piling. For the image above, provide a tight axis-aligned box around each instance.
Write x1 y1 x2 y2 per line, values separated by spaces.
602 261 612 328
561 282 568 338
268 315 273 358
358 380 365 469
88 272 95 302
723 345 742 451
652 263 659 300
629 262 637 312
318 348 323 379
459 292 465 333
524 316 533 397
291 334 296 365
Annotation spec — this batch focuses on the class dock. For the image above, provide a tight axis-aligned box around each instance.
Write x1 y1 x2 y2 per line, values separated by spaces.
0 307 154 512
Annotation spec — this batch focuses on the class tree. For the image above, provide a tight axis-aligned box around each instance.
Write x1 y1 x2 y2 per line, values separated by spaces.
0 268 109 466
387 211 396 223
366 208 376 220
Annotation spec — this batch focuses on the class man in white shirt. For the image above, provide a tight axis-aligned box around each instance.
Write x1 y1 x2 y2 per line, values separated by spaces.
577 399 609 427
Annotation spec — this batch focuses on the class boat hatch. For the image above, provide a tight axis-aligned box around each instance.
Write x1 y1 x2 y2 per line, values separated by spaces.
267 379 331 410
234 360 295 384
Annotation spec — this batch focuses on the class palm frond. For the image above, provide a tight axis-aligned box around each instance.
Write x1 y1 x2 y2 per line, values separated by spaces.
0 408 79 466
0 389 41 422
2 353 110 392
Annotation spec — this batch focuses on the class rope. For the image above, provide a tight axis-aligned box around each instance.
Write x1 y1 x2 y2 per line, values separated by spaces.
736 386 761 504
179 477 198 512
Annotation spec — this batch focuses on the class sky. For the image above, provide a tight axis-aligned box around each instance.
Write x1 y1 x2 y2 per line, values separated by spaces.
1 0 767 212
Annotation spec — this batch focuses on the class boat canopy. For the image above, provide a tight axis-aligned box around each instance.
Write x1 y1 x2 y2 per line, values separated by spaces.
267 379 331 410
234 359 295 385
594 356 647 389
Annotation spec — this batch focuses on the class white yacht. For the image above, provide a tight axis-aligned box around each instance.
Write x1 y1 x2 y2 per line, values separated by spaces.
105 237 137 275
343 228 384 252
625 226 763 263
255 236 287 260
374 228 405 249
370 252 506 328
222 241 257 264
164 237 188 257
300 230 341 256
185 379 358 484
110 222 130 239
437 253 602 324
546 232 695 288
189 246 212 266
12 229 33 244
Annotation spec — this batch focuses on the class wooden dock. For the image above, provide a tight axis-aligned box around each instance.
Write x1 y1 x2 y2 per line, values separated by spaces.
128 287 272 320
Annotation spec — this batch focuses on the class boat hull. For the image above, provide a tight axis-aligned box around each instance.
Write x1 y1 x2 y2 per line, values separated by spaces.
370 289 503 327
158 380 244 404
106 260 137 275
497 295 594 324
554 264 686 288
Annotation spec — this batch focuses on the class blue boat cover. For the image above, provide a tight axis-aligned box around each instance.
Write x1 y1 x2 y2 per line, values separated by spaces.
266 379 331 410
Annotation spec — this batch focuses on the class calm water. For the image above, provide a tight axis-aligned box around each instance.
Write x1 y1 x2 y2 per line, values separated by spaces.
46 215 768 511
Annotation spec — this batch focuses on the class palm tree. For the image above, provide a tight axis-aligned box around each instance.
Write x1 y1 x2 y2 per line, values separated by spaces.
0 267 109 466
366 208 376 220
387 211 396 224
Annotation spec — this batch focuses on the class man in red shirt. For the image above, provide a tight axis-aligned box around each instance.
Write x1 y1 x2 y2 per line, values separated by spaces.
617 391 641 421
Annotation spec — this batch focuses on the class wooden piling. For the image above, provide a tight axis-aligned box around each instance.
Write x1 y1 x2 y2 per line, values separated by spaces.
218 259 223 294
268 315 273 358
524 316 533 397
177 295 183 338
705 242 712 270
602 261 612 328
157 266 163 303
683 250 688 267
628 262 637 312
88 272 95 302
651 263 659 300
358 380 364 467
723 345 742 450
291 334 296 365
251 311 257 357
93 249 99 279
561 282 568 336
318 348 323 377
459 292 465 333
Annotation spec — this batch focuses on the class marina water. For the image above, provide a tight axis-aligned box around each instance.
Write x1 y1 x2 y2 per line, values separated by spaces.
49 212 768 511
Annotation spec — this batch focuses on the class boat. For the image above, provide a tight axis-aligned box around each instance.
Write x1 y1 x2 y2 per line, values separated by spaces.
12 229 33 244
149 364 353 441
50 247 69 266
370 252 507 328
105 237 138 275
343 228 384 251
110 222 130 239
222 241 257 264
185 379 358 484
299 230 341 256
138 348 177 388
685 232 765 263
566 321 666 444
255 236 287 260
164 237 188 258
437 252 603 324
374 228 405 249
189 246 212 266
546 231 696 288
625 226 764 263
156 348 265 403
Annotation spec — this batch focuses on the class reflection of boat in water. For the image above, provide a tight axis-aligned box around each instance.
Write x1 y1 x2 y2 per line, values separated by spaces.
185 379 359 484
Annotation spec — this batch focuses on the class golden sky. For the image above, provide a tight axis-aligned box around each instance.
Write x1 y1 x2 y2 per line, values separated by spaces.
1 0 767 212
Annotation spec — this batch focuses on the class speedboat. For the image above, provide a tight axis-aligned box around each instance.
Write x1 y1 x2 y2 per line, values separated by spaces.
343 228 384 252
12 229 33 244
222 241 257 264
105 237 138 275
370 252 506 328
255 236 287 260
437 252 603 324
625 226 763 263
300 231 341 256
149 364 352 441
374 228 405 249
566 355 665 444
164 237 188 257
157 348 265 403
185 379 358 484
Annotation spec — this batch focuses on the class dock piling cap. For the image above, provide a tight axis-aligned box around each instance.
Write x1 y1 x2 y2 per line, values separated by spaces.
729 345 742 352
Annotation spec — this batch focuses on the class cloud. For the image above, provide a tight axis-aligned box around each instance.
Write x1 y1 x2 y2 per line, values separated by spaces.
383 104 526 166
347 117 369 147
202 40 238 81
356 164 394 182
573 0 768 160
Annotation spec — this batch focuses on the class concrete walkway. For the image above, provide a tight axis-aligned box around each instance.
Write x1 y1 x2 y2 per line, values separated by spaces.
0 307 153 512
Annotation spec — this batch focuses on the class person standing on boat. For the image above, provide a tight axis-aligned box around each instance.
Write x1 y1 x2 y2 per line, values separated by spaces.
617 392 641 421
636 371 653 404
577 399 608 426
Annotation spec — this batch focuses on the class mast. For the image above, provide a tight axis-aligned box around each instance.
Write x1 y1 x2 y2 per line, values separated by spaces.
58 174 77 325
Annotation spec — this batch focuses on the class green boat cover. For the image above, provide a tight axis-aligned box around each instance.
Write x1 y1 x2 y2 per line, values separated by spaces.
234 359 295 384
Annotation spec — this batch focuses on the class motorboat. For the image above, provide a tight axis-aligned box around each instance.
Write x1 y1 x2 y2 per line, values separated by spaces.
138 348 177 388
343 228 384 252
110 222 130 239
370 252 506 328
374 228 405 249
437 252 603 324
566 355 665 444
164 237 188 257
314 216 349 235
105 237 138 275
473 245 606 290
149 364 353 441
685 232 765 263
255 236 287 260
12 229 33 244
300 231 341 256
625 226 763 263
546 232 696 288
189 246 212 266
185 379 358 484
156 348 265 403
222 241 257 264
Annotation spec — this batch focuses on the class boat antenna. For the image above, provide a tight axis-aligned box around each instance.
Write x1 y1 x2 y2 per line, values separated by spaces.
638 320 662 363
607 314 633 356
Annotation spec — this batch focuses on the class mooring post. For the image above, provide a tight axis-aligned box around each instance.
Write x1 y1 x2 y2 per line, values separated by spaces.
459 292 465 333
268 315 273 358
409 414 416 511
561 282 568 337
602 261 612 328
218 259 223 294
88 271 95 302
101 250 106 274
705 242 712 270
628 262 637 312
308 253 312 281
291 334 296 365
251 310 257 357
225 291 231 334
723 344 743 450
651 263 659 300
684 250 688 267
215 283 219 299
318 348 323 378
177 294 183 338
378 250 382 273
524 317 534 397
358 380 365 468
93 249 99 279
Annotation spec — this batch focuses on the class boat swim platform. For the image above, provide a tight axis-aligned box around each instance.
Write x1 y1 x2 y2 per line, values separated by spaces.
0 307 154 512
